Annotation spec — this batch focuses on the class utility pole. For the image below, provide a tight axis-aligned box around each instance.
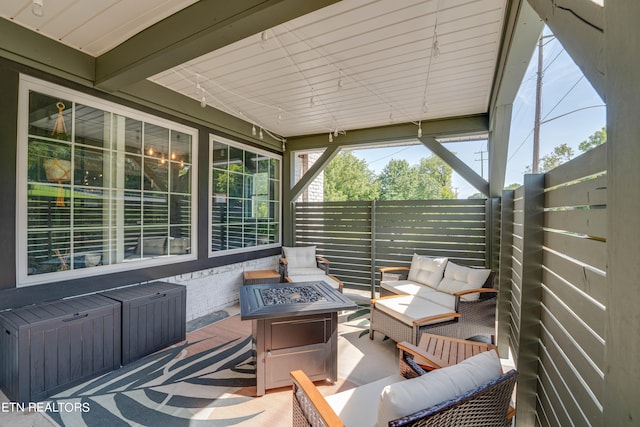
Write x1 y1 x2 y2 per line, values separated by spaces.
475 150 487 179
533 34 555 174
532 36 543 174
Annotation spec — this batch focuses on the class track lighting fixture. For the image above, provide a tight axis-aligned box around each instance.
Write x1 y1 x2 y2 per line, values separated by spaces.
200 96 206 108
418 122 423 138
32 0 44 17
252 124 257 136
259 128 264 140
328 132 333 143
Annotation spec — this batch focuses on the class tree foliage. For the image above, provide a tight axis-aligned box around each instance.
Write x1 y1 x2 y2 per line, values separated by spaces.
324 151 455 201
578 126 606 152
323 152 380 201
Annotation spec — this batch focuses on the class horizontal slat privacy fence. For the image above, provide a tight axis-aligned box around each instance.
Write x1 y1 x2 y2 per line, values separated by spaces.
293 199 491 294
498 143 607 427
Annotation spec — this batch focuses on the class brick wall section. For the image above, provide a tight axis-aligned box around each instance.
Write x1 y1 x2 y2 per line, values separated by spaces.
161 255 280 321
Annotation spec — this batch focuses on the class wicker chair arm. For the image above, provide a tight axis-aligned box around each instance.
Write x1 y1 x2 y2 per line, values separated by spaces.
290 370 344 427
316 256 330 265
279 257 289 265
453 288 498 297
413 312 460 326
379 266 410 281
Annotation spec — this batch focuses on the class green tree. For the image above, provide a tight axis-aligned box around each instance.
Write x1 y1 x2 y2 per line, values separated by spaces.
578 126 606 152
415 156 456 199
540 143 574 172
323 152 380 201
378 159 420 200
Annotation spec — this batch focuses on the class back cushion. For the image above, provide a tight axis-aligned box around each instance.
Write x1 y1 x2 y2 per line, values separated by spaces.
377 350 502 426
437 261 492 301
283 246 317 268
407 254 448 288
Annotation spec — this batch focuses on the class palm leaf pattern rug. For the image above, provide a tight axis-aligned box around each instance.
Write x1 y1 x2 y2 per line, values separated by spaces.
44 303 377 427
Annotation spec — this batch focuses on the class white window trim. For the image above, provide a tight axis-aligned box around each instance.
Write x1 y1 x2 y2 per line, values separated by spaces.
17 74 198 287
208 134 281 257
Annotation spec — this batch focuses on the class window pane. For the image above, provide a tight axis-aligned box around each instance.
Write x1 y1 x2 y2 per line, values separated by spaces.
28 230 70 275
28 183 71 229
74 189 107 227
124 117 142 154
143 192 168 225
29 139 71 183
29 92 72 141
171 130 192 165
144 157 168 192
170 161 191 194
124 154 143 190
74 146 105 187
75 104 108 148
170 194 191 225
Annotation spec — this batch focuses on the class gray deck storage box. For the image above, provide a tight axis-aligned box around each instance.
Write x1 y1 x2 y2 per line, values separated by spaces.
0 294 121 403
101 282 186 365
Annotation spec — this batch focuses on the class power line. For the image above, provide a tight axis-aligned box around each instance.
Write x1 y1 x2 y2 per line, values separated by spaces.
542 76 584 121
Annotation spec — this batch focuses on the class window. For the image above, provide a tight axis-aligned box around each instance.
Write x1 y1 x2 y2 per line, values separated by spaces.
210 136 280 255
17 76 197 286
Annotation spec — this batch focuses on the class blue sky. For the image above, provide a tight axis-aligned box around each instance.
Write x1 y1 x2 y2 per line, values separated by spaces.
350 28 606 199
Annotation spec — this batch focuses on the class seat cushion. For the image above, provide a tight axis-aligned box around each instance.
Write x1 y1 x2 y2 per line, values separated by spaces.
437 262 492 301
325 374 405 427
374 295 456 326
377 350 502 426
283 246 317 268
407 254 448 288
379 280 455 310
287 267 327 276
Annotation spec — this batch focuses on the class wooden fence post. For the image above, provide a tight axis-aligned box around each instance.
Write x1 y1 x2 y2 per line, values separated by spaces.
497 189 514 357
515 173 545 427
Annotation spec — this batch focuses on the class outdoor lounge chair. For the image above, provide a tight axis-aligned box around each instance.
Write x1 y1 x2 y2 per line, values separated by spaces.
291 344 517 427
370 255 497 345
279 245 343 292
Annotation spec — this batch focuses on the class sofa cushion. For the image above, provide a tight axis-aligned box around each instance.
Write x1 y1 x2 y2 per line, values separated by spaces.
407 254 448 289
283 246 317 268
374 295 456 326
325 374 405 427
379 280 456 310
377 350 502 426
437 262 492 301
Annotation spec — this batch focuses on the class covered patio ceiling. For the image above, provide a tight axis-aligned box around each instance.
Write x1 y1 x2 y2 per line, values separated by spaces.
1 0 544 195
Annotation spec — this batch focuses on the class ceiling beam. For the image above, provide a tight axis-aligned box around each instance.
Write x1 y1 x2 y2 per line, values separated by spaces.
286 115 489 151
419 136 489 197
0 18 94 85
526 0 605 101
95 0 339 92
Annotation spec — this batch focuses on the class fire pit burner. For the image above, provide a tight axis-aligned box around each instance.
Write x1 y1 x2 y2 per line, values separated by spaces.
260 286 327 305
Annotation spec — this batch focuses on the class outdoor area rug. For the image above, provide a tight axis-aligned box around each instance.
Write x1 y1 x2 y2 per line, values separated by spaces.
42 303 397 427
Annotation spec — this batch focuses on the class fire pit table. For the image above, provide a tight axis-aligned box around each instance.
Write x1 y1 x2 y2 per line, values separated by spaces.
239 280 356 396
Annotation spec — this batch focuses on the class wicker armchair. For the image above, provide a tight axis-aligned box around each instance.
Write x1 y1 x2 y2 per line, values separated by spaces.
280 246 343 292
370 268 497 345
291 344 517 427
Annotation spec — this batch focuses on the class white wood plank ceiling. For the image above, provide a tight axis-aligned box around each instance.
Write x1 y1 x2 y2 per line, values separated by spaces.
2 0 507 139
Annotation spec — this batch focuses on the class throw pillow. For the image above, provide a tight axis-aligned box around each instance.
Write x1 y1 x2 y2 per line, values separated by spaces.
377 350 502 426
407 254 448 288
437 261 492 301
283 246 317 269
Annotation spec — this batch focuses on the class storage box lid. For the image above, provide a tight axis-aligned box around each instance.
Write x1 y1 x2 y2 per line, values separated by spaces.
1 294 118 328
100 282 185 303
